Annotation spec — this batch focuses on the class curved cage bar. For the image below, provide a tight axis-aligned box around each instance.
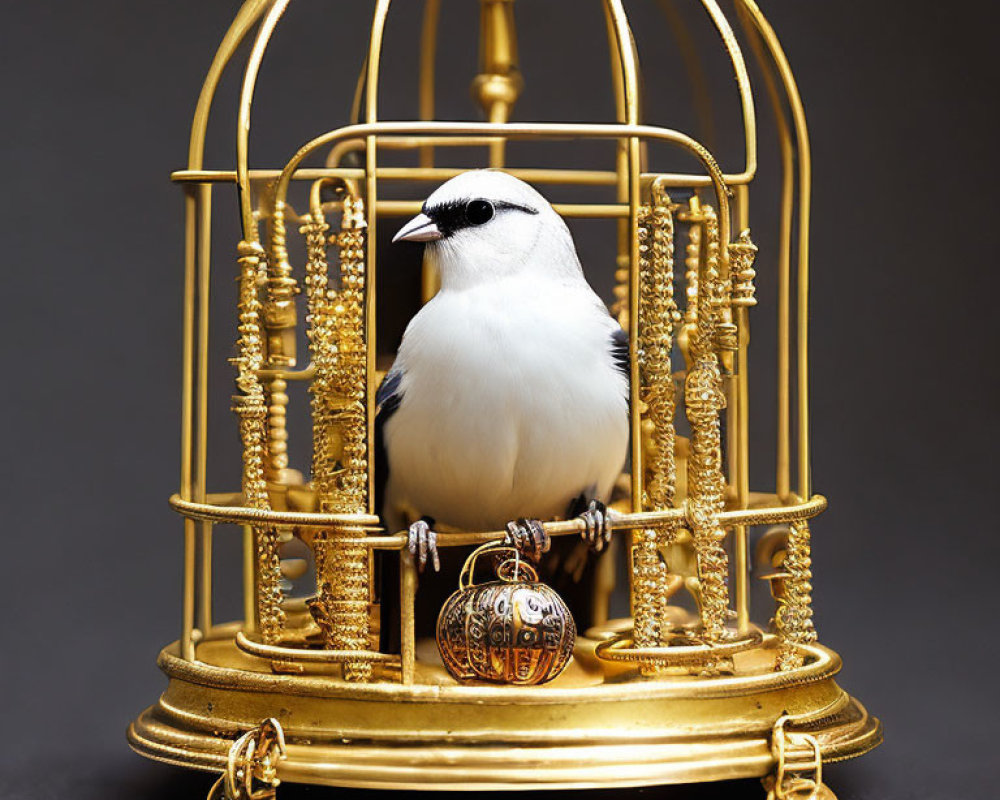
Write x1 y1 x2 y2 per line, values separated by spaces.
131 1 880 794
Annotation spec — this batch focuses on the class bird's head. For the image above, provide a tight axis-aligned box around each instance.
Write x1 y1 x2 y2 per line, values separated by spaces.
393 170 582 289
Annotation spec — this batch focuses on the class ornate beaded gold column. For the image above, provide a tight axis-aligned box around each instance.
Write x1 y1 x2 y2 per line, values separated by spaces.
233 241 285 644
300 190 372 682
679 202 731 645
729 229 758 310
262 201 299 485
774 520 817 670
632 186 681 669
683 214 700 327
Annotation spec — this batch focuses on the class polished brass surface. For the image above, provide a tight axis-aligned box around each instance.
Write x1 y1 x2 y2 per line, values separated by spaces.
133 0 880 795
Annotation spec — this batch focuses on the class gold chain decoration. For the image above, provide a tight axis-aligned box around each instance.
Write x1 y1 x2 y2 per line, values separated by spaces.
763 714 825 800
775 521 817 670
641 186 682 516
207 718 286 800
301 204 339 502
233 241 284 644
632 185 681 667
301 190 372 682
329 195 369 509
678 202 731 645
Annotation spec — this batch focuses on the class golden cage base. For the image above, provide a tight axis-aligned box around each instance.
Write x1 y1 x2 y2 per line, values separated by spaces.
128 623 880 792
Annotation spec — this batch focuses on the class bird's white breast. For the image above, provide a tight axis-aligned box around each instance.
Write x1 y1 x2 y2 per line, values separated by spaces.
384 278 627 532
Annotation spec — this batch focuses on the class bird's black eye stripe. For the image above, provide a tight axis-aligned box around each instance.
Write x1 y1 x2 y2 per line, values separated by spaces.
422 198 539 237
465 199 495 225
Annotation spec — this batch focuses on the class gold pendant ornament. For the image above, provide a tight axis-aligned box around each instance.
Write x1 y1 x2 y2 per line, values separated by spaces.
437 544 576 685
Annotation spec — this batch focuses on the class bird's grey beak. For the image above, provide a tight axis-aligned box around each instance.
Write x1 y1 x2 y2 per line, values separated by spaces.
393 213 442 243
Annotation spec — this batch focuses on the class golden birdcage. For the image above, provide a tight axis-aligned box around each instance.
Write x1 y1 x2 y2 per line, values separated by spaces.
128 1 881 797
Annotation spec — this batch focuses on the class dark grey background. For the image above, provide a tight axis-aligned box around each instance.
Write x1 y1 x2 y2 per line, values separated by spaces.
1 1 996 798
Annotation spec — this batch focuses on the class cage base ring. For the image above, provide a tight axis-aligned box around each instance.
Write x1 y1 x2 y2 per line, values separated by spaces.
129 626 881 791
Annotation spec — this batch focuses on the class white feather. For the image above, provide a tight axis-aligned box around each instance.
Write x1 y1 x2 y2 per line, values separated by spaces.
384 171 628 531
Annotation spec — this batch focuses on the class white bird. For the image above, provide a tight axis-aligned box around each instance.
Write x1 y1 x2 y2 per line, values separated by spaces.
377 170 629 573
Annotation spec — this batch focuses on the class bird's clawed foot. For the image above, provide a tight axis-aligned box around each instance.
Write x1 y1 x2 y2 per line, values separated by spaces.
504 518 550 562
408 519 440 573
578 499 614 553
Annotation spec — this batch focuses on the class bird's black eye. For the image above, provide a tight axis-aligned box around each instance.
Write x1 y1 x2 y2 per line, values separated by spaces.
465 199 495 226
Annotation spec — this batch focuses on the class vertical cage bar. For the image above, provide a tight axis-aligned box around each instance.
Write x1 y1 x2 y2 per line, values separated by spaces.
697 0 757 180
602 0 630 619
736 0 812 501
242 524 256 632
236 0 290 241
733 184 751 635
184 0 273 653
400 549 417 684
186 0 272 172
182 521 197 661
775 154 793 503
796 195 811 501
604 0 641 501
604 0 643 624
603 0 630 317
418 0 441 300
181 187 198 661
771 94 794 504
418 0 442 168
230 2 292 649
196 183 214 636
626 168 642 514
737 3 795 504
365 0 390 514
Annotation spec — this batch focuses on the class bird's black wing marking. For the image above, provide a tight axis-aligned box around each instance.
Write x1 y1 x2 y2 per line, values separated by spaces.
610 327 630 383
374 367 404 653
374 366 404 521
376 366 403 417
